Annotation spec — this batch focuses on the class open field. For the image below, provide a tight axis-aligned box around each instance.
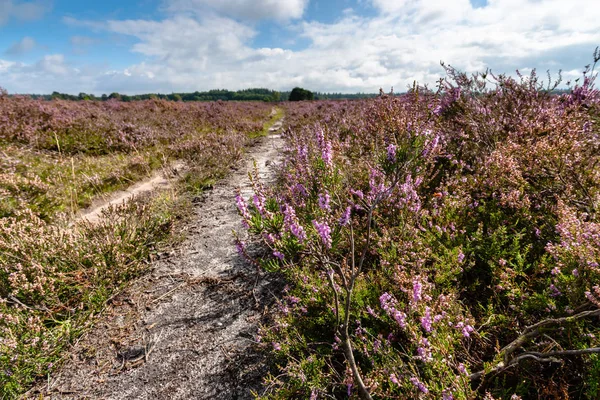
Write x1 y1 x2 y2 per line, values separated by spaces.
0 93 275 397
1 65 600 400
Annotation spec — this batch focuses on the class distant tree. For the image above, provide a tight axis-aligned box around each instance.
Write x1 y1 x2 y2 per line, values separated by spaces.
289 87 314 101
108 92 122 101
101 94 108 101
271 91 281 102
172 94 182 102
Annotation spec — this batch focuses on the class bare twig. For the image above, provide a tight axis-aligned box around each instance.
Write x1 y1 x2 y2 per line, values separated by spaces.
470 347 600 381
471 308 600 381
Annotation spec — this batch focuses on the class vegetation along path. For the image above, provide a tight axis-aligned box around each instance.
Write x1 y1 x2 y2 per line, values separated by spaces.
31 120 285 399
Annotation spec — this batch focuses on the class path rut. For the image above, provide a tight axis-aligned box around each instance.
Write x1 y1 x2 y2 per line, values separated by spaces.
36 122 284 399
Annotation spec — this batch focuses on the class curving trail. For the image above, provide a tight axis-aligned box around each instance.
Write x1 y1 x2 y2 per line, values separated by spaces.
35 121 284 399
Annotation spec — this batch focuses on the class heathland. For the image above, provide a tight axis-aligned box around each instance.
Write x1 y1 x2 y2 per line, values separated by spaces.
1 56 600 399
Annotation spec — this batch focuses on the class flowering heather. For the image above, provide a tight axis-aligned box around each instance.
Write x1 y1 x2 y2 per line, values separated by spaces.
241 52 600 400
312 219 332 249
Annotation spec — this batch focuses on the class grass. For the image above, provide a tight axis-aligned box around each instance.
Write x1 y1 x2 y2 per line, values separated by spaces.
248 107 284 139
0 99 276 398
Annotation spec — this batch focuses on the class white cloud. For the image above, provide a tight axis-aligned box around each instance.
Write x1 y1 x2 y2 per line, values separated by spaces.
0 0 51 25
2 0 599 94
4 36 37 55
164 0 309 21
70 35 96 46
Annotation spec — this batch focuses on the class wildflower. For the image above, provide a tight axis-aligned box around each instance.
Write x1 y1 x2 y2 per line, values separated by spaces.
390 373 400 385
462 324 475 337
380 293 406 328
366 305 377 317
421 307 432 332
458 363 468 375
312 220 332 249
322 140 333 167
283 204 306 242
350 189 364 199
410 377 429 394
387 143 397 162
412 277 423 304
272 342 281 351
253 193 268 216
273 250 284 260
235 240 246 257
339 206 351 226
549 284 562 297
318 192 331 211
443 390 454 400
235 192 251 226
457 251 465 263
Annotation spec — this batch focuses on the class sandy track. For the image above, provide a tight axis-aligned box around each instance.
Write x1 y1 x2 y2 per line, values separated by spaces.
77 162 186 224
34 121 284 399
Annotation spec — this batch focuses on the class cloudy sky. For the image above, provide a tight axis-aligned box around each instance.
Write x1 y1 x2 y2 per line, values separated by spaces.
0 0 598 94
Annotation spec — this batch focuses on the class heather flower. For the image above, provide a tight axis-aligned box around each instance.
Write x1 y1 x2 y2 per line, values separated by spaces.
412 277 423 304
387 143 397 161
322 140 333 167
458 363 468 375
349 189 364 199
312 219 332 249
549 284 561 297
235 192 251 226
410 377 429 394
380 292 407 328
421 306 432 332
366 305 377 317
273 250 284 260
283 204 306 242
253 193 267 216
457 251 465 263
318 192 331 211
273 342 282 351
339 206 351 226
235 240 246 257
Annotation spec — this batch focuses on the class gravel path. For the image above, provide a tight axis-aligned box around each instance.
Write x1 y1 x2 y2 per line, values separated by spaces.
34 122 284 399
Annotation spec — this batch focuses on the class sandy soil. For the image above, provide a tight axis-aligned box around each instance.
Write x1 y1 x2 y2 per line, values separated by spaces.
30 120 285 399
77 162 186 224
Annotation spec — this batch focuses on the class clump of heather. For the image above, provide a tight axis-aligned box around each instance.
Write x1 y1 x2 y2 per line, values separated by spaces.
241 52 600 399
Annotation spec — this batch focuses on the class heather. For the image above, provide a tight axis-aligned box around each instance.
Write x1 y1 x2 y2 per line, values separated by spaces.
0 93 275 397
239 60 600 398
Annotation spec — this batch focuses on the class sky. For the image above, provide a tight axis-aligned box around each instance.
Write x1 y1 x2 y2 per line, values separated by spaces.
0 0 599 95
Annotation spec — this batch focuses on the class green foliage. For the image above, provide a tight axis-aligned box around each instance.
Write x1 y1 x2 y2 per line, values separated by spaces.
289 87 314 102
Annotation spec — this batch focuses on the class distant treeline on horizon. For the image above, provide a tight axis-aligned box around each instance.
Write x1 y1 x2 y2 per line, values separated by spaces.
16 88 380 102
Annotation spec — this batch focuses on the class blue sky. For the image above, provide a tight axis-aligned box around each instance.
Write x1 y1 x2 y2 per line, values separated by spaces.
0 0 598 94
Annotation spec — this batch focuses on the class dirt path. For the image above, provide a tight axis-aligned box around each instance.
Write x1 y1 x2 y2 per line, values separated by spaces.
35 121 284 399
77 162 186 224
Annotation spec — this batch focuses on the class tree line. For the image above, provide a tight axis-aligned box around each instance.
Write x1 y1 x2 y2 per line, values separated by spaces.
19 87 380 102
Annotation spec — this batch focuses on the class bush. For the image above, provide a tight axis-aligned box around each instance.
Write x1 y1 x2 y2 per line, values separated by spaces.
289 87 314 101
